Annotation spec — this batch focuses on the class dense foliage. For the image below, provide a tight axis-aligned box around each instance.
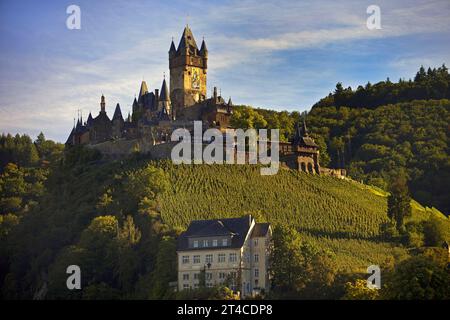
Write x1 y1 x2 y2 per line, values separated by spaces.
231 100 450 214
313 65 450 109
0 136 449 299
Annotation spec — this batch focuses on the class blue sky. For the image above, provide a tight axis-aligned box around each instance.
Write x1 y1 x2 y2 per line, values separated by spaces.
1 0 449 142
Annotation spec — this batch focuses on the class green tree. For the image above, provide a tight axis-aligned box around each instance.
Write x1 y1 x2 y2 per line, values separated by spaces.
342 279 379 300
422 216 447 247
387 174 411 231
150 236 177 299
382 255 450 300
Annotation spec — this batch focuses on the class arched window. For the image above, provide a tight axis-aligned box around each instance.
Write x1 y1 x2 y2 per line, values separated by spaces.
300 162 306 172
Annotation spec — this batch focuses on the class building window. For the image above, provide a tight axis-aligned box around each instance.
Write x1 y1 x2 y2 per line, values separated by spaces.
222 238 228 246
183 284 189 290
212 239 218 247
205 254 213 264
218 253 226 263
193 255 200 264
255 279 259 287
230 272 237 279
206 272 213 280
183 273 189 281
203 240 209 247
229 253 237 263
254 239 259 246
206 283 213 288
254 268 259 278
193 240 198 248
254 254 259 263
194 273 200 280
219 272 226 280
182 256 189 264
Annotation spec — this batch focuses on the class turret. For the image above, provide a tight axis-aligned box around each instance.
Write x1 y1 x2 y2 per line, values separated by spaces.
169 38 176 58
100 94 106 113
86 112 94 127
112 103 124 122
158 77 171 117
132 97 138 113
138 81 148 105
199 38 208 57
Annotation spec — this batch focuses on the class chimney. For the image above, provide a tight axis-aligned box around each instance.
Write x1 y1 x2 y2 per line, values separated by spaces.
213 86 217 102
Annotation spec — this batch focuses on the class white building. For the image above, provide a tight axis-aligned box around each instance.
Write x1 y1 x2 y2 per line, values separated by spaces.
176 215 272 298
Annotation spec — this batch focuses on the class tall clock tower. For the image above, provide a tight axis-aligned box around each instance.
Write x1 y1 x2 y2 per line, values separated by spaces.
169 25 208 114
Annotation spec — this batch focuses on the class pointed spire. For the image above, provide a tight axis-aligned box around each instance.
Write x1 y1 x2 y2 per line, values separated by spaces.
169 37 176 53
292 121 302 145
100 94 106 112
138 81 148 103
113 103 124 121
227 97 233 106
86 112 94 127
159 78 170 101
177 25 198 54
302 118 309 136
200 37 208 55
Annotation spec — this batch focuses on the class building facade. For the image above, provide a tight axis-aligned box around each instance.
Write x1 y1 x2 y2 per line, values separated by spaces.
176 215 271 298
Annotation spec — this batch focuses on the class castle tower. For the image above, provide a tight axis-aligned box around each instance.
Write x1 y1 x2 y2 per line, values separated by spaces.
169 25 207 114
100 94 106 112
158 77 171 115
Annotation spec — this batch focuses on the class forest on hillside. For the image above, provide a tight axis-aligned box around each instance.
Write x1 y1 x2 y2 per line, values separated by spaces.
231 66 450 214
313 64 450 109
0 134 449 300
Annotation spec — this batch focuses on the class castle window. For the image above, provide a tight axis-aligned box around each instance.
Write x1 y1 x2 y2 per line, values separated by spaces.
212 239 218 247
205 254 213 264
229 253 237 263
254 268 259 278
203 240 209 247
182 255 189 264
254 254 259 263
193 240 198 248
222 238 228 246
218 253 226 263
193 255 200 264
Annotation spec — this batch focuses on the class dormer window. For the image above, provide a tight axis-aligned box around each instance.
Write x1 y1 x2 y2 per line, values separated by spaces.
203 239 208 247
222 238 228 246
212 239 218 247
193 240 198 248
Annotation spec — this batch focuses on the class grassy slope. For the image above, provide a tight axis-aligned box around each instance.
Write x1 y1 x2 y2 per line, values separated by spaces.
156 162 448 273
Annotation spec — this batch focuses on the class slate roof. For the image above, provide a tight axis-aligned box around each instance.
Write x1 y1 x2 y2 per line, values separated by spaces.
177 215 253 251
177 25 199 54
251 223 270 238
159 78 170 101
86 113 94 127
112 103 123 121
138 81 149 104
169 40 176 53
292 120 318 148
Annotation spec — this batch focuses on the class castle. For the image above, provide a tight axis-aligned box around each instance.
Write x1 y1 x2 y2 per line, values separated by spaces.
64 26 345 177
66 25 233 147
